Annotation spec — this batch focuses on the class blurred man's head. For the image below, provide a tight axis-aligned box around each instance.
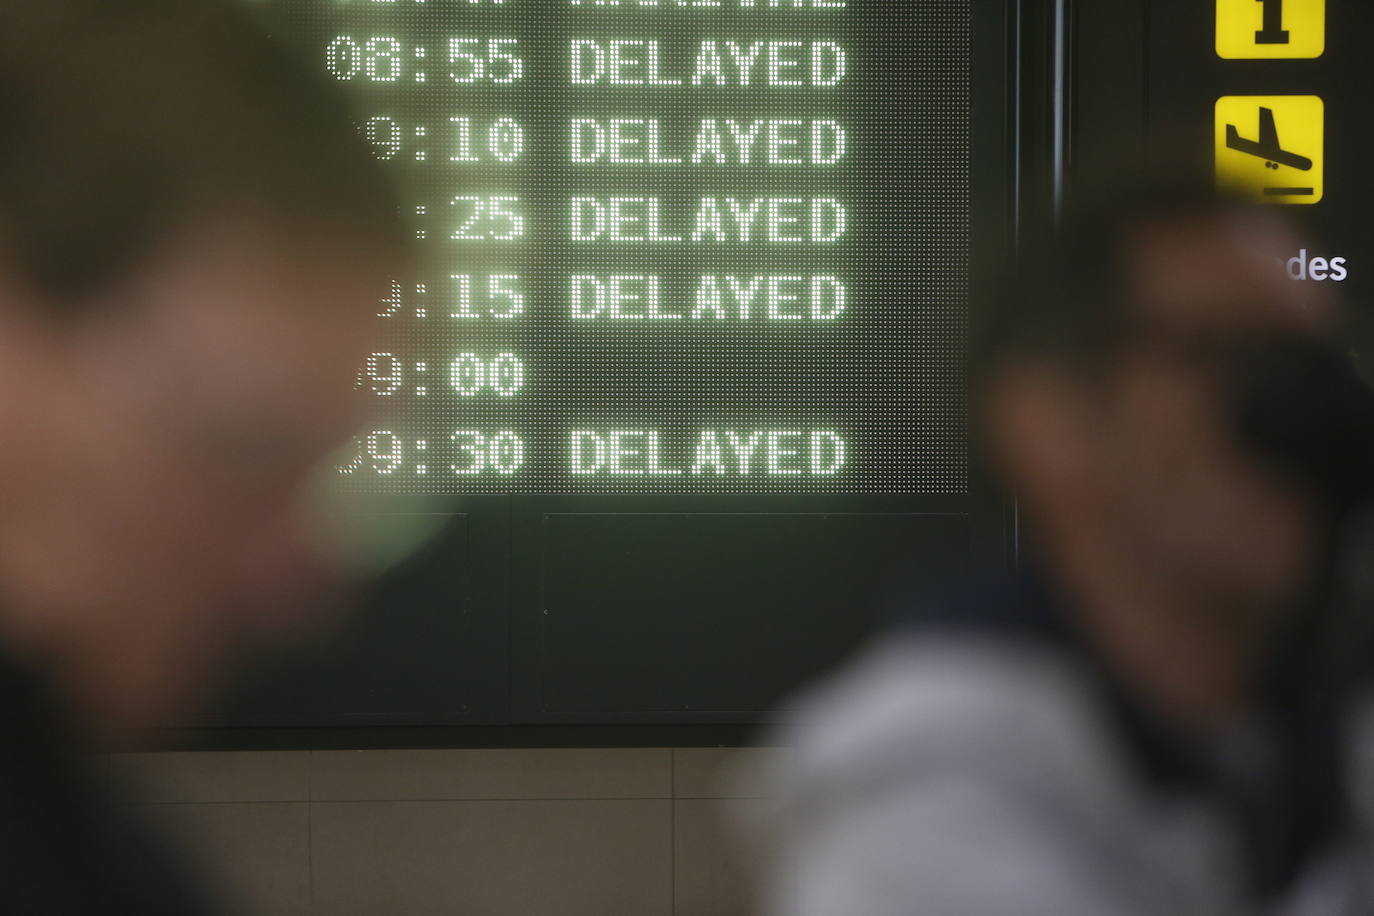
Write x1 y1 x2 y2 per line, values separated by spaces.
0 0 401 730
976 180 1345 654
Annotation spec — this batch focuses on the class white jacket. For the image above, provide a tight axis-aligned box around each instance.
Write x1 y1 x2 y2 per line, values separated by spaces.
751 634 1374 916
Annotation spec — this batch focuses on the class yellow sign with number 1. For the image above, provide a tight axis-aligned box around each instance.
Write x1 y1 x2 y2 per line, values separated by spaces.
1217 0 1325 59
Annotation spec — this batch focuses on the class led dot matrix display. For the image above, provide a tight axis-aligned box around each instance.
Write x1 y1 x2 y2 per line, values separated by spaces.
264 0 972 494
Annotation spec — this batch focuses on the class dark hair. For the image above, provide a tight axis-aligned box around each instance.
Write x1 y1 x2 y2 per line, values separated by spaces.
0 0 402 306
972 172 1260 384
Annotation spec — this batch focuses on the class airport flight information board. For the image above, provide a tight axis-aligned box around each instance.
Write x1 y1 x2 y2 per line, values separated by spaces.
267 0 972 495
210 0 1005 739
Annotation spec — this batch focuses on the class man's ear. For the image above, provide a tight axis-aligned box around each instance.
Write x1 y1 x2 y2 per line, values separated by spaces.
982 362 1107 520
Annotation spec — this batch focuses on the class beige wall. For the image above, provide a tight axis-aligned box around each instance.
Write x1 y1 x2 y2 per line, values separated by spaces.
109 748 781 916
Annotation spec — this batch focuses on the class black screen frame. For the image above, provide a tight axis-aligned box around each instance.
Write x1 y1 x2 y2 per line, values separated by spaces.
142 0 1045 751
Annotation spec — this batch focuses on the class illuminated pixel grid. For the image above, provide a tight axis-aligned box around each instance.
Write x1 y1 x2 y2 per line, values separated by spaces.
264 0 971 494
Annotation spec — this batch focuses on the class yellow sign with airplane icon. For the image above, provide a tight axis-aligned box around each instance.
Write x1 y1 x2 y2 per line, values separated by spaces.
1217 0 1325 59
1215 95 1323 205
